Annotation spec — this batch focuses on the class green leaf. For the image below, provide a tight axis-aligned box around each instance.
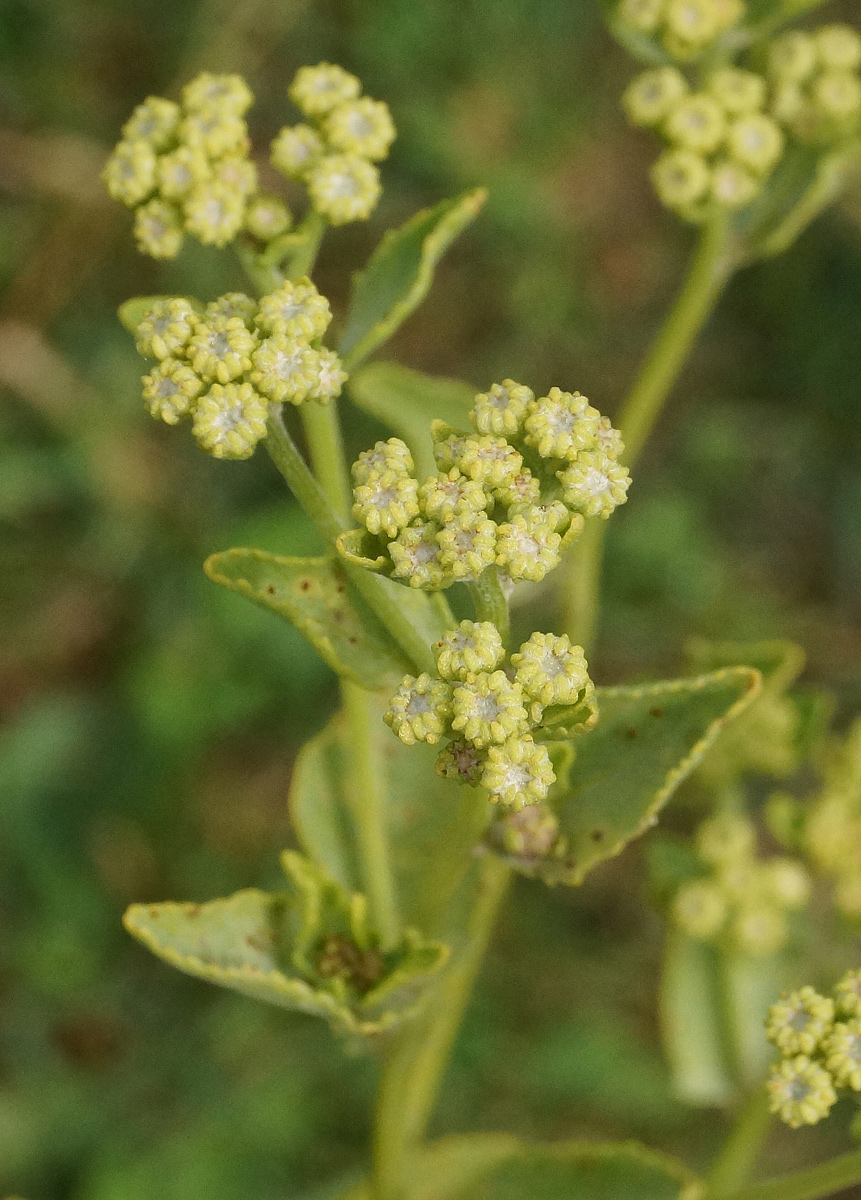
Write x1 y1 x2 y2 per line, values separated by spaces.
660 932 735 1107
686 638 804 695
339 189 487 368
204 548 411 689
290 697 489 937
124 857 448 1038
335 1135 703 1200
497 668 761 886
348 362 476 478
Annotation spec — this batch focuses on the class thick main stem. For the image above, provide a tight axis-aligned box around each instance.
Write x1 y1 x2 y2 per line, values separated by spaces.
707 1089 771 1198
469 565 511 648
563 213 733 651
722 1147 861 1200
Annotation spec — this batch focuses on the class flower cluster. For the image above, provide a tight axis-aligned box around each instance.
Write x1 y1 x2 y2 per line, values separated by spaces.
766 970 861 1127
270 63 395 225
766 25 861 145
615 0 744 62
344 382 629 592
804 717 861 920
671 811 811 956
384 622 596 810
102 72 289 258
133 279 346 458
623 66 785 219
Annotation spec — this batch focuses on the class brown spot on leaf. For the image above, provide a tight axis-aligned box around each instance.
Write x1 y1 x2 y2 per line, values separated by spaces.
649 706 663 718
625 726 638 740
266 585 275 595
591 828 605 842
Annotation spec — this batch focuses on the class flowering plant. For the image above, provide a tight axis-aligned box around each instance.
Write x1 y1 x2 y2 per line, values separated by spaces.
102 5 861 1197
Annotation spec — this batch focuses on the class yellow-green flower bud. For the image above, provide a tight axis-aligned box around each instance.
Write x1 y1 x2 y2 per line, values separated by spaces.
307 154 381 224
256 278 331 340
696 811 756 865
711 159 760 209
823 1019 861 1090
835 970 861 1018
470 379 534 437
182 72 253 116
664 0 720 47
418 468 491 523
672 879 728 939
771 81 806 126
102 139 157 207
622 67 690 128
664 94 727 152
433 620 505 681
353 469 421 538
494 511 562 584
557 451 631 518
768 32 817 82
249 337 322 405
451 671 530 748
766 986 835 1056
616 0 664 34
389 522 446 590
192 382 269 460
324 98 396 161
764 858 811 910
141 358 204 424
270 124 324 179
157 145 211 199
437 511 499 581
767 1056 837 1128
179 110 249 159
435 737 486 785
651 148 711 208
183 181 245 247
204 292 257 325
524 388 600 461
811 72 861 123
133 199 184 259
244 192 292 240
727 114 784 174
708 68 766 115
481 736 556 809
289 63 361 117
491 468 542 510
188 316 257 384
384 673 452 746
510 632 591 714
122 96 181 150
352 438 414 486
815 25 861 73
732 904 787 957
135 298 197 360
211 154 257 196
310 348 348 403
497 803 559 857
454 435 524 490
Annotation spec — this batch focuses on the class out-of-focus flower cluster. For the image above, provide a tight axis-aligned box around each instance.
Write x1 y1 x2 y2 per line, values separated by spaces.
384 621 596 810
803 717 861 921
342 382 629 592
671 811 811 956
103 72 292 259
766 26 861 145
615 0 744 61
766 970 861 1128
271 63 395 225
133 279 346 459
623 66 785 218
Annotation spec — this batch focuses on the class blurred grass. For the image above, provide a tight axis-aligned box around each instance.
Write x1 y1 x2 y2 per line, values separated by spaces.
1 0 861 1196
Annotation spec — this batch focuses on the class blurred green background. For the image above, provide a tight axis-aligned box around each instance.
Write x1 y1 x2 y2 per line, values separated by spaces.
1 0 861 1196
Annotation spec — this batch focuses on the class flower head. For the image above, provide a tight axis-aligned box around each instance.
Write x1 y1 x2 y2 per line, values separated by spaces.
557 451 631 518
471 379 534 437
494 510 563 584
436 511 498 581
497 803 560 858
256 278 331 339
623 68 690 127
651 148 711 208
307 154 381 224
191 382 269 459
102 139 157 207
270 124 324 179
353 470 421 538
767 1056 837 1128
157 145 211 199
711 160 760 209
481 736 556 809
289 63 361 117
523 388 601 461
183 181 245 247
732 904 787 957
418 468 491 523
455 435 524 489
768 32 818 82
211 154 257 196
672 880 729 939
249 337 323 405
135 298 198 360
352 438 414 486
179 110 248 159
384 674 452 746
435 738 486 786
204 292 258 325
188 316 258 384
823 1020 861 1090
324 98 396 160
835 970 861 1018
311 348 348 403
764 858 811 910
182 72 253 116
510 632 591 713
142 358 204 424
664 94 727 152
389 522 446 590
451 671 529 748
696 812 756 865
727 114 784 174
433 621 505 681
133 199 184 258
122 96 181 149
766 986 835 1056
815 25 861 72
708 68 767 115
244 192 292 241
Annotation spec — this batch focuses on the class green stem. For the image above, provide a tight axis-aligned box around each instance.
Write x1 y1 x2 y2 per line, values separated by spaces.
707 1088 772 1198
372 858 512 1200
562 212 733 652
469 566 510 648
721 1147 861 1200
287 210 327 280
301 401 353 521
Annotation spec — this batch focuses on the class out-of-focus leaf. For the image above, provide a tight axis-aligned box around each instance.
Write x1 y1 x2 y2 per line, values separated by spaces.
289 698 489 937
497 668 761 886
348 362 475 477
661 932 735 1107
204 548 411 688
339 189 487 368
337 1134 703 1200
117 295 197 334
